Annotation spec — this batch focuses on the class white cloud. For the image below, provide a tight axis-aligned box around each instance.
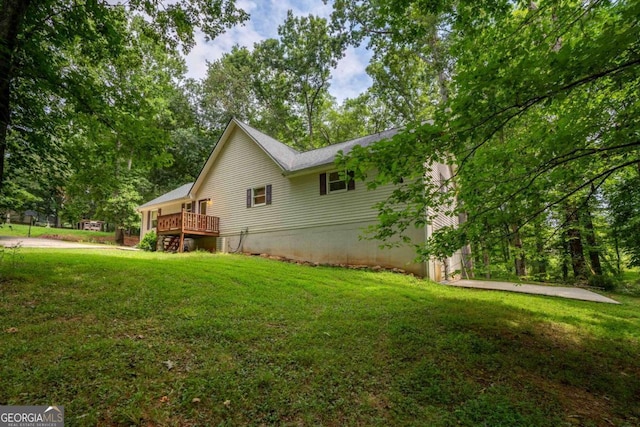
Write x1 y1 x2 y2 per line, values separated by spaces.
331 45 373 103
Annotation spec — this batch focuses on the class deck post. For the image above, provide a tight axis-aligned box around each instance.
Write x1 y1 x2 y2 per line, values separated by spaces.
179 209 185 253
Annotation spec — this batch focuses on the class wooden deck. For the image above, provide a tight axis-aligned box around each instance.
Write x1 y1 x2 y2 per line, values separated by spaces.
157 211 220 237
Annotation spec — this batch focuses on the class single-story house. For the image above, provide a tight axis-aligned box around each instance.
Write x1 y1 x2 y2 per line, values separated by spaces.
137 119 463 281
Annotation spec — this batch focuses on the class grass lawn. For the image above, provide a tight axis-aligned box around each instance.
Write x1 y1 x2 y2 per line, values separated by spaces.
1 250 639 426
0 224 139 246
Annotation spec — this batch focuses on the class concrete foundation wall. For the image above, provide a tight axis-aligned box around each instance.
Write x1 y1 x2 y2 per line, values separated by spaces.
218 221 427 277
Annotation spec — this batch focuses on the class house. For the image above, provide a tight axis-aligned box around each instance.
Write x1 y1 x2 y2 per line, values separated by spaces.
137 119 463 281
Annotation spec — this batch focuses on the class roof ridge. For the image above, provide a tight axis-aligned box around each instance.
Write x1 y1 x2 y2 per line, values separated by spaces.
298 126 403 154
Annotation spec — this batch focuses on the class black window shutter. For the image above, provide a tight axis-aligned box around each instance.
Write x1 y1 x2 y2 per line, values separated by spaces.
181 203 185 211
347 171 356 191
147 211 151 230
246 189 252 208
320 173 327 195
266 184 272 205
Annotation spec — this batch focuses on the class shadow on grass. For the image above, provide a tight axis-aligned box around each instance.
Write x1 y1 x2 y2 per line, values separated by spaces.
384 295 640 426
1 252 639 426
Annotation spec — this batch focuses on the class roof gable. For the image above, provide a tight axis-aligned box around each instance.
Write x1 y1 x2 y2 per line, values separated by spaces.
141 119 401 208
193 119 400 182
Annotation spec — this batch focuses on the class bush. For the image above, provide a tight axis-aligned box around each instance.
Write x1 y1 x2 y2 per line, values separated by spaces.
588 274 616 291
138 230 157 252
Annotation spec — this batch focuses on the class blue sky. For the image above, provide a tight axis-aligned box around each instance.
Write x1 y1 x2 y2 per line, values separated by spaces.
183 0 372 104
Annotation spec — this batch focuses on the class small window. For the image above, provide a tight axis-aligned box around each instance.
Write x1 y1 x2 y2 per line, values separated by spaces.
320 171 355 195
253 187 266 206
247 185 272 207
151 210 158 228
182 202 193 213
328 171 347 193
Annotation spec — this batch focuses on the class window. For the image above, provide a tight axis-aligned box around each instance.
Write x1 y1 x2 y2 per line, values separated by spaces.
181 202 193 212
151 210 158 228
328 171 347 193
253 187 266 206
246 185 272 207
320 171 355 195
199 199 209 215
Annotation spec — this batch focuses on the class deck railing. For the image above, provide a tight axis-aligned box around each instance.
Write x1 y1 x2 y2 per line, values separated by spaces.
157 211 220 235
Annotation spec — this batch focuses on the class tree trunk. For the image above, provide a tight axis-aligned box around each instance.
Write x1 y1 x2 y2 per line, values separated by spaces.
565 205 588 281
561 232 569 282
482 244 491 279
0 0 31 191
458 211 473 278
511 225 527 277
581 204 602 275
532 228 547 278
115 227 125 245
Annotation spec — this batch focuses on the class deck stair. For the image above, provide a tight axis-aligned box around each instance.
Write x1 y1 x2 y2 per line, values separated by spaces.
163 236 181 252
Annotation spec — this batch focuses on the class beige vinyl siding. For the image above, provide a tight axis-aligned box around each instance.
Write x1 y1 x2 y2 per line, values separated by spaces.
193 128 399 236
426 162 458 231
161 203 185 215
424 161 464 280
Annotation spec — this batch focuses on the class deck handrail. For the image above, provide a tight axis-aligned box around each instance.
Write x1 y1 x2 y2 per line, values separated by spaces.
157 211 219 235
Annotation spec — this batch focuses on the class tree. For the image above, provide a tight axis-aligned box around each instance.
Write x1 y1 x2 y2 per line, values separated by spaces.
252 11 347 149
199 46 258 131
332 0 455 118
338 0 640 282
607 170 640 268
0 0 248 192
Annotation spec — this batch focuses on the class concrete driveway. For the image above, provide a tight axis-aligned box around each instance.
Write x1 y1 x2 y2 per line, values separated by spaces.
444 279 619 304
0 236 137 250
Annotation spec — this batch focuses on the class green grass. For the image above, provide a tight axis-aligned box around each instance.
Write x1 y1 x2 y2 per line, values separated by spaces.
0 224 115 243
1 250 639 426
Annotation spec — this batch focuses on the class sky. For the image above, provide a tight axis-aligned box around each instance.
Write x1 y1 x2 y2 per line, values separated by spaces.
183 0 373 104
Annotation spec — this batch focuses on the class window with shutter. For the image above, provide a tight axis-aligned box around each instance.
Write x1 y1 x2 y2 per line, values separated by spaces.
323 170 355 194
248 185 271 207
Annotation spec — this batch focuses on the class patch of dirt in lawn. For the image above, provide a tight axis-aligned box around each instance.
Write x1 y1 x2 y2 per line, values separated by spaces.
39 234 139 247
521 371 620 426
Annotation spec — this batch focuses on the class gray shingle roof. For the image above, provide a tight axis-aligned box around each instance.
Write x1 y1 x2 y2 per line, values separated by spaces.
290 127 401 172
236 119 400 173
138 182 193 210
234 120 299 171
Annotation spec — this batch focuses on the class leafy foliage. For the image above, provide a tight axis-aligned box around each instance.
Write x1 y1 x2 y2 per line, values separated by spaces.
337 0 640 282
138 229 158 252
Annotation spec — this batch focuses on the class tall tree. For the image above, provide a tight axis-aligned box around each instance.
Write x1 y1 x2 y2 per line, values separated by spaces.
199 46 258 131
0 0 247 192
338 0 640 282
253 11 347 149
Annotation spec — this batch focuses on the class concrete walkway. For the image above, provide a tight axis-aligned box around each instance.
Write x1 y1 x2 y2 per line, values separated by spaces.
0 236 137 250
444 279 619 304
